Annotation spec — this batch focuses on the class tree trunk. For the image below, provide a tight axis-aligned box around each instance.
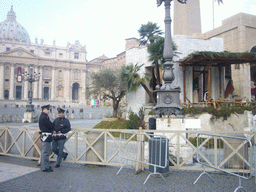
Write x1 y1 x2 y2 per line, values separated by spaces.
155 64 161 86
112 98 119 118
141 83 156 105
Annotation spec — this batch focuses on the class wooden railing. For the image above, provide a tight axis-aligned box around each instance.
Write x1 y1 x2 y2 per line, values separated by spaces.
0 126 255 173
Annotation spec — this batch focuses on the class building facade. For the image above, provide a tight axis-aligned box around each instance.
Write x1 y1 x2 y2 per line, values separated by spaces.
198 13 256 101
174 0 256 101
0 7 99 104
102 38 140 69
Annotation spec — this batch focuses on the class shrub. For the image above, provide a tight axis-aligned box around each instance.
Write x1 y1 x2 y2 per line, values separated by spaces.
182 105 255 120
126 110 140 129
126 108 145 129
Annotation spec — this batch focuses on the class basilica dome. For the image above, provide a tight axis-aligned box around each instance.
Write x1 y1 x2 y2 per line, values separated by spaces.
0 6 31 43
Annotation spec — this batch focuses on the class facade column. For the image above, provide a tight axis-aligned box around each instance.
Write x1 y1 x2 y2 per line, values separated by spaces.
64 68 71 102
9 63 15 100
39 66 43 100
0 63 4 100
23 65 29 100
51 67 56 100
80 68 87 104
34 66 39 99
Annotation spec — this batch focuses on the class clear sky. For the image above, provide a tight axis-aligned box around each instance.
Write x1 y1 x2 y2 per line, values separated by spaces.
0 0 255 61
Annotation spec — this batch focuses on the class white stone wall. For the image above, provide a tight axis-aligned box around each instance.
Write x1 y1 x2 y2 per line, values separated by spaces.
125 35 224 117
125 47 152 117
173 35 224 102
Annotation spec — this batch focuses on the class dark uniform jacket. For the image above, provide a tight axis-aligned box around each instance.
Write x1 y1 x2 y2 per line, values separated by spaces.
39 112 54 133
53 117 71 140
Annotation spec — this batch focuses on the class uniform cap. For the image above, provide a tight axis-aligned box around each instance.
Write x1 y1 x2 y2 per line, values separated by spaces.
57 108 65 113
41 104 50 110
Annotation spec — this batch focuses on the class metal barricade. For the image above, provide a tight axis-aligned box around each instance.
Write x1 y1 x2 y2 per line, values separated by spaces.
194 133 253 192
116 131 169 185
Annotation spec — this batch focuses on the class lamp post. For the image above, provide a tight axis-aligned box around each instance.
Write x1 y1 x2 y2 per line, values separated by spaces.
154 0 186 118
22 66 40 112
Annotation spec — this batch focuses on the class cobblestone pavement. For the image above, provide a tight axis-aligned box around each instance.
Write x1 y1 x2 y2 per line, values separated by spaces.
0 156 255 192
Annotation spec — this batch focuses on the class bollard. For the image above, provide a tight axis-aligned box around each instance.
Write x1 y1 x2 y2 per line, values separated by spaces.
80 113 83 119
89 113 93 119
71 114 74 119
86 131 104 162
33 131 41 157
0 128 11 153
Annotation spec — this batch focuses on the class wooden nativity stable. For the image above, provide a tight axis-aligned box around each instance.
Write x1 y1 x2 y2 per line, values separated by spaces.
178 51 256 104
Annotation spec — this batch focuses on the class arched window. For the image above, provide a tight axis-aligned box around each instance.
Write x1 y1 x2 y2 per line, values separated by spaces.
44 69 49 78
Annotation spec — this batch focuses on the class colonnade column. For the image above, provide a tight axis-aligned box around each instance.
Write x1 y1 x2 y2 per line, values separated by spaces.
51 67 56 100
34 66 39 99
0 63 4 100
80 68 87 104
38 66 43 100
64 68 71 102
9 64 15 100
23 65 29 100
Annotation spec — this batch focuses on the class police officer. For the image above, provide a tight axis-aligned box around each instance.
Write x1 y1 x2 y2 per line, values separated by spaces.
39 104 54 172
52 108 71 168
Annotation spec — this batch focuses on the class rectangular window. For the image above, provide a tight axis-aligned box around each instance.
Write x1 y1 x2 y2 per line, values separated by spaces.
74 52 79 59
6 47 10 51
5 79 9 82
45 52 51 56
45 81 49 84
59 53 63 58
30 50 34 53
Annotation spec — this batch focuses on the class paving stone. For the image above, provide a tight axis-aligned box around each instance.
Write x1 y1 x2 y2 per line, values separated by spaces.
0 156 255 192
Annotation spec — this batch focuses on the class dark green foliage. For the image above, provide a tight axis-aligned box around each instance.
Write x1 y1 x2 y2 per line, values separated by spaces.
182 105 255 120
126 110 141 129
93 119 137 140
138 21 163 45
125 108 145 129
91 68 126 117
120 63 156 105
138 107 145 122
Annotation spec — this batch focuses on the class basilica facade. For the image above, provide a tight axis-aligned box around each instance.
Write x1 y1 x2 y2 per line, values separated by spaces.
0 7 99 104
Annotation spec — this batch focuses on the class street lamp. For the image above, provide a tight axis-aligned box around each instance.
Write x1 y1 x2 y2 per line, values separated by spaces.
154 0 186 118
22 66 41 112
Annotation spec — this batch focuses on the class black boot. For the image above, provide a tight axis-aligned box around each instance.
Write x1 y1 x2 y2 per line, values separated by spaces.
63 152 68 160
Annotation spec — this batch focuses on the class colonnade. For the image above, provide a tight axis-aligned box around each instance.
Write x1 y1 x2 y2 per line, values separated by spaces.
0 63 87 103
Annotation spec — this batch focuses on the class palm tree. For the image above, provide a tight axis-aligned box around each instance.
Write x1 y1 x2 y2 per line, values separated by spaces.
138 21 163 45
120 63 156 105
147 36 179 86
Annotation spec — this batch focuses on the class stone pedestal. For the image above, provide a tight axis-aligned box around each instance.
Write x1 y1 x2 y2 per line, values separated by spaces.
156 117 201 165
156 117 186 146
22 112 38 123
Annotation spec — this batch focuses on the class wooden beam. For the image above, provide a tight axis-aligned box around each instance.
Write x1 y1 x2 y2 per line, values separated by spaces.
219 66 222 97
208 65 212 102
183 66 186 103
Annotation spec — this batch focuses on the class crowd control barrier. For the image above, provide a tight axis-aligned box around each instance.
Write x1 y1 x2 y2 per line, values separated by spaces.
194 133 254 192
116 131 169 185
